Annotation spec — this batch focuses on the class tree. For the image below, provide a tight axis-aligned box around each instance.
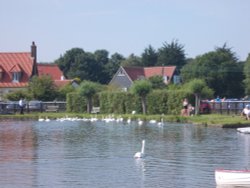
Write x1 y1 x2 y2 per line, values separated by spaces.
130 79 152 114
55 48 107 84
184 79 213 115
157 40 186 71
55 48 85 78
121 54 142 67
148 75 166 89
28 75 58 101
78 81 101 113
181 45 244 98
243 53 250 95
4 89 32 101
141 45 158 67
57 84 76 101
104 53 125 84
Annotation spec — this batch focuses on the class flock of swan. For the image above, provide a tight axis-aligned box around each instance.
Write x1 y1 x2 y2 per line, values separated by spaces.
38 115 164 127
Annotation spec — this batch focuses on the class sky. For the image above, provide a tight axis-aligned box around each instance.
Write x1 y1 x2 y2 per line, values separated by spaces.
0 0 249 62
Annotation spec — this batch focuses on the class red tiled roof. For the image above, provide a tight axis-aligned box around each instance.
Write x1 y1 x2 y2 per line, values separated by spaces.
123 67 144 80
0 52 34 88
37 64 64 80
123 66 176 81
9 64 22 72
144 66 176 79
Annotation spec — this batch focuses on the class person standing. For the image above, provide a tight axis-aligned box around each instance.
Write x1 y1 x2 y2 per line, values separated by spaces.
19 98 24 114
182 98 189 116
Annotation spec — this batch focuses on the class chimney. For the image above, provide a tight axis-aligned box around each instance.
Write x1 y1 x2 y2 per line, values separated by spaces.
31 41 38 76
31 41 37 62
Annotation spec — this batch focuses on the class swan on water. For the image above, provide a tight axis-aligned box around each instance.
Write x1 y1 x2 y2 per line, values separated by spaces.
134 140 145 158
138 119 143 126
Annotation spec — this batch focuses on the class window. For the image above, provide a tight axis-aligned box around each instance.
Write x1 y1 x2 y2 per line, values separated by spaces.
163 76 169 83
0 72 3 81
117 70 125 76
173 75 181 84
12 72 22 82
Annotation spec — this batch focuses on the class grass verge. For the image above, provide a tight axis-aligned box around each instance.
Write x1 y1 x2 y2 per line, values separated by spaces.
0 112 249 128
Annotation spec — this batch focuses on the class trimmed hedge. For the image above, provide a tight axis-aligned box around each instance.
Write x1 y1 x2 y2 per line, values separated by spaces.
67 90 192 115
66 92 87 113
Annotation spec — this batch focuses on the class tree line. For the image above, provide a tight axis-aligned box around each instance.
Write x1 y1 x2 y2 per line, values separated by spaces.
54 40 250 99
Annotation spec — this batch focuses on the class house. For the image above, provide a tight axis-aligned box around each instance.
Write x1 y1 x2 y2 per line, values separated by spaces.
0 42 73 100
37 63 77 88
0 42 38 99
109 66 180 91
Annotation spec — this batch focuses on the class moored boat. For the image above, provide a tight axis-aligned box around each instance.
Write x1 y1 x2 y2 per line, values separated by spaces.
237 127 250 134
215 169 250 185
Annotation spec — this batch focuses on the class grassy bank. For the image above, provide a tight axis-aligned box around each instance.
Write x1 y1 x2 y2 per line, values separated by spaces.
1 112 250 128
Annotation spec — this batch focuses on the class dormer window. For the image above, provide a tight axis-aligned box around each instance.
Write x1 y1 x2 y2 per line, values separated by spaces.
9 64 22 83
0 67 3 81
12 72 22 82
117 69 125 76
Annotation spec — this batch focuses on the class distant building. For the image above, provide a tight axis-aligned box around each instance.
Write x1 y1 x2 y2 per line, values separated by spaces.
0 42 73 100
37 63 77 88
109 66 180 91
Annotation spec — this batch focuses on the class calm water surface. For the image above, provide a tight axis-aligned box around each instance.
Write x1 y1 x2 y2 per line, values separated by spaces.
0 119 250 188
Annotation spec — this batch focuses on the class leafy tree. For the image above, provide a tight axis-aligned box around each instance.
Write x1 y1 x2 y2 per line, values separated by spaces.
78 81 101 113
55 48 85 78
148 75 166 89
130 79 152 114
141 45 158 67
121 54 142 67
104 53 125 84
181 45 244 98
4 89 32 101
157 40 186 71
94 49 109 65
28 75 58 101
243 54 250 95
57 84 76 101
184 79 214 115
55 48 108 84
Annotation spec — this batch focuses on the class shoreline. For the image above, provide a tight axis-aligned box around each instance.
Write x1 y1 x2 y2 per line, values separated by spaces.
0 113 250 128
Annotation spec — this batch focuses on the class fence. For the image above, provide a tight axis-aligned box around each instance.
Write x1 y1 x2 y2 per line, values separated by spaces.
0 100 248 115
209 101 250 115
0 101 67 114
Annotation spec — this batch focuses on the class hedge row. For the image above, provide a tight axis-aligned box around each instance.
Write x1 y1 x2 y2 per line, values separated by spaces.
67 90 192 115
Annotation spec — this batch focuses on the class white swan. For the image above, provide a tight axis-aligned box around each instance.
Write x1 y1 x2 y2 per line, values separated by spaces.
134 140 145 158
138 119 143 126
157 118 164 127
38 116 44 121
45 117 50 122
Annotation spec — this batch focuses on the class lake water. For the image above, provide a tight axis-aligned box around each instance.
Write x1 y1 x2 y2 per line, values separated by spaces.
0 119 250 188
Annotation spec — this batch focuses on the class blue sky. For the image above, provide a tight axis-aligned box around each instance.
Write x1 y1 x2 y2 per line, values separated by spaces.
0 0 249 62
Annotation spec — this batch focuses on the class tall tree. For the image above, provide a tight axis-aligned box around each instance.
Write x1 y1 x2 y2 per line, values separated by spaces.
28 75 58 101
104 53 125 83
184 79 213 115
141 45 158 67
181 45 244 98
55 48 109 84
157 40 186 71
130 79 152 114
121 54 142 67
78 81 101 113
243 53 250 95
55 48 85 78
94 49 109 84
